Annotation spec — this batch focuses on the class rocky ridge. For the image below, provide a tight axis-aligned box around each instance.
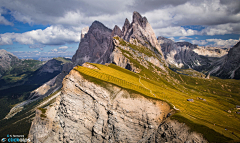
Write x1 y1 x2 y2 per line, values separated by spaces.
158 36 228 73
209 41 240 79
28 68 206 143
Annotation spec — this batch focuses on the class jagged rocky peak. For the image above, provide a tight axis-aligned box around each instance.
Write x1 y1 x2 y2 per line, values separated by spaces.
72 20 113 66
122 11 164 59
132 11 148 28
90 20 112 33
122 18 130 36
111 25 122 37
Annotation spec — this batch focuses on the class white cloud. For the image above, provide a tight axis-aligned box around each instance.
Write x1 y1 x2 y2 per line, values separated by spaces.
206 38 240 48
0 25 81 45
154 26 197 37
191 40 208 45
191 38 240 48
144 0 240 37
179 36 192 39
200 23 240 35
59 46 68 49
0 8 14 26
0 0 239 45
51 48 58 52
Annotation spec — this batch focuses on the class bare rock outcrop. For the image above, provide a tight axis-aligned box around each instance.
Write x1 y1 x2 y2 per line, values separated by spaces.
193 46 228 57
0 49 20 77
209 41 240 79
154 119 207 143
28 69 171 142
28 68 207 143
122 12 164 60
72 21 113 66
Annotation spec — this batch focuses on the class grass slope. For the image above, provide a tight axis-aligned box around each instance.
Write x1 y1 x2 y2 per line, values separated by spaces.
75 37 240 142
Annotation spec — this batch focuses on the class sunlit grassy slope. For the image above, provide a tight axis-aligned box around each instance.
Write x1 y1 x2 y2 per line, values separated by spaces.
75 37 240 142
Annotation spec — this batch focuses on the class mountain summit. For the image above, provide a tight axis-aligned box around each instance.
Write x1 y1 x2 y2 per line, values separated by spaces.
122 11 164 59
72 20 113 66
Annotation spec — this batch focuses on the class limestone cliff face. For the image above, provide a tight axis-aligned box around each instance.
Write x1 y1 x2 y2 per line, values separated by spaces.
72 21 113 66
193 46 228 57
28 68 207 143
29 69 169 142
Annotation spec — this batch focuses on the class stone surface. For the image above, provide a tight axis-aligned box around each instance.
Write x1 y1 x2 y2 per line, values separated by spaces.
81 26 89 39
72 21 113 66
193 46 228 57
209 41 240 79
0 49 20 77
158 36 225 72
122 12 164 61
28 69 206 143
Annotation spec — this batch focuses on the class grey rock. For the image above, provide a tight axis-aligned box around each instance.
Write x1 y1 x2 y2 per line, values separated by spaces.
158 36 226 72
122 12 164 61
210 41 240 79
72 21 113 66
122 18 130 37
28 69 206 143
0 49 20 77
111 25 122 38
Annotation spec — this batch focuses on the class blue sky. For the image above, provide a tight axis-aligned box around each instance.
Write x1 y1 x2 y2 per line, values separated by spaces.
0 0 240 60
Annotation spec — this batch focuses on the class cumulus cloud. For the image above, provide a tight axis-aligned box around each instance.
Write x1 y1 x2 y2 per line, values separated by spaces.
0 0 133 28
179 36 192 39
155 26 197 37
59 46 68 49
0 8 14 26
144 0 240 37
191 40 208 45
206 38 240 48
191 38 240 48
51 48 58 52
0 25 81 45
200 23 240 35
0 0 239 44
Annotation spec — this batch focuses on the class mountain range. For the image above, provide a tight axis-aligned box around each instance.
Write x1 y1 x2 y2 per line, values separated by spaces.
0 11 240 142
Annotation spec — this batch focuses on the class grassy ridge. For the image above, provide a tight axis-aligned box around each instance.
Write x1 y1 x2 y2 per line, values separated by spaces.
76 63 240 141
75 37 240 142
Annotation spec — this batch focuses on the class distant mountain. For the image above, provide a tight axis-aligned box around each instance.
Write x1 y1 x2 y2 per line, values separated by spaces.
209 41 240 79
158 37 231 76
0 49 21 77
